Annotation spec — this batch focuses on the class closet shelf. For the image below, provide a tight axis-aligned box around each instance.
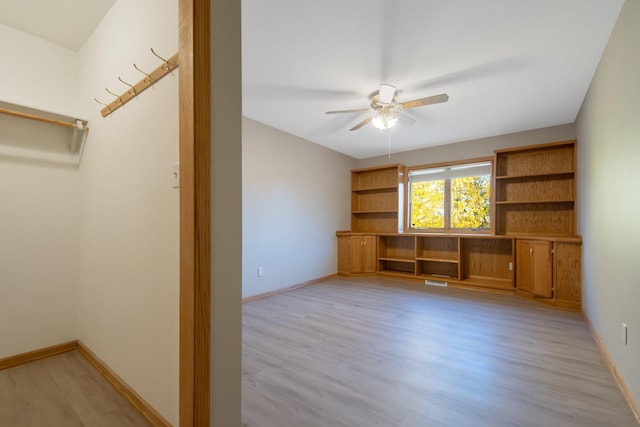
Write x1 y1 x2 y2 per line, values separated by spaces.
0 101 89 164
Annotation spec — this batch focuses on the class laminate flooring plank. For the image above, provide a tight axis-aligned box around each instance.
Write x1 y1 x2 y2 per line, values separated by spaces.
0 358 84 427
0 368 27 427
45 351 150 427
0 351 149 427
242 277 639 427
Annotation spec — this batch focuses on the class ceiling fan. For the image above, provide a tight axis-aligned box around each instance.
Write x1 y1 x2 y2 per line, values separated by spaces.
326 84 449 131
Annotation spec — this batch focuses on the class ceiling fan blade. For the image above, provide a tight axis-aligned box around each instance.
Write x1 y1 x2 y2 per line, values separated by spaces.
398 112 416 125
325 108 371 115
350 116 373 131
378 84 396 104
400 93 449 110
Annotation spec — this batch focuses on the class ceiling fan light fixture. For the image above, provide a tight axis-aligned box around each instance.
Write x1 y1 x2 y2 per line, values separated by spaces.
372 112 398 130
378 84 396 104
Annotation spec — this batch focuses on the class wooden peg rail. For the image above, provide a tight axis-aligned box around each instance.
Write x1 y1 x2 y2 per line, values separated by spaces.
0 107 89 131
99 52 179 118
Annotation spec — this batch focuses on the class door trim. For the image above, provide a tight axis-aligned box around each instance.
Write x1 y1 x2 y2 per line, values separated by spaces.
178 0 211 425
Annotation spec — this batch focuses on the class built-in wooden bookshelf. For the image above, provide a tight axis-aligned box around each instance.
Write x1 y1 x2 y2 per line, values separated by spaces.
351 165 404 233
415 236 460 281
494 140 576 236
378 235 415 276
460 237 514 290
337 139 582 310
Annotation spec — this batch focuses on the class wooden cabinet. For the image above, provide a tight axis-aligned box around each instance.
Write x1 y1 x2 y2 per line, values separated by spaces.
337 235 377 275
351 165 404 233
495 140 576 236
553 241 582 309
352 236 377 274
516 240 552 298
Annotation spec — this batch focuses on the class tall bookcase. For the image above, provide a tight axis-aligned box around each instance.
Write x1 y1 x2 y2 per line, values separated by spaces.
494 140 576 236
351 164 404 233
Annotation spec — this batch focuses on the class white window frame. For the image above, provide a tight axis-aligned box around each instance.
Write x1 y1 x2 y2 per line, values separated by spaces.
407 158 493 232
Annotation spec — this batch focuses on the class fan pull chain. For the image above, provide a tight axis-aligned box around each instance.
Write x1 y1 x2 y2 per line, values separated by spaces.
388 128 391 158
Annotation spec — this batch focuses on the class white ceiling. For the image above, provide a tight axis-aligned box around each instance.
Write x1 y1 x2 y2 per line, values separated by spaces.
242 0 624 159
1 1 624 159
0 0 116 52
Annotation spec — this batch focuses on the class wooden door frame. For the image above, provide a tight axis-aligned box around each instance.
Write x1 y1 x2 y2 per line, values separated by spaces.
179 1 242 425
178 0 211 425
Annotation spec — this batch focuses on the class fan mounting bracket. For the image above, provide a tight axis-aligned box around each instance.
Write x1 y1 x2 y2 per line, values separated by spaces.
369 94 397 110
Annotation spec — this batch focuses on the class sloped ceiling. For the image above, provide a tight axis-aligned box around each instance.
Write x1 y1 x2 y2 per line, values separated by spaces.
0 0 116 52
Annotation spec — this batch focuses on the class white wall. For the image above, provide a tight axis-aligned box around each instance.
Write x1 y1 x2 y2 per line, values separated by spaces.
243 118 355 298
0 160 79 359
576 0 640 410
357 123 576 168
0 24 79 117
76 0 179 424
0 26 80 360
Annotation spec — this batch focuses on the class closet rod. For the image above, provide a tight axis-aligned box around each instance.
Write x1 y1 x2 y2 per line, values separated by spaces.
0 107 88 131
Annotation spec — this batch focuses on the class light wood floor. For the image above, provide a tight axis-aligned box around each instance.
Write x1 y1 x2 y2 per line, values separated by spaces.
242 277 639 427
0 350 149 427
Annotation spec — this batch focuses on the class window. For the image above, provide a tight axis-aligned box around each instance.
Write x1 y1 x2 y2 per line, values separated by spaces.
409 160 492 231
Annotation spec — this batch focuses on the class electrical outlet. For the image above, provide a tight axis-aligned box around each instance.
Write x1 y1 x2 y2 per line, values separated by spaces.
508 262 513 271
622 323 628 345
258 267 263 277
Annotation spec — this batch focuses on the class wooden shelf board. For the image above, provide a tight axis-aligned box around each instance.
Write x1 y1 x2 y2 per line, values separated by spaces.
352 210 398 214
339 231 580 242
378 270 416 278
496 200 574 205
418 274 460 281
415 257 458 264
495 171 574 180
495 232 581 241
494 139 575 154
378 257 415 263
352 185 398 192
351 164 402 173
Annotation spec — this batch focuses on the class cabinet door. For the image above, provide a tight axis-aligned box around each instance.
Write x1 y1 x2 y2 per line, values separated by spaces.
516 240 533 293
337 236 350 274
349 236 364 273
531 241 552 298
362 236 377 273
516 240 553 298
554 242 581 305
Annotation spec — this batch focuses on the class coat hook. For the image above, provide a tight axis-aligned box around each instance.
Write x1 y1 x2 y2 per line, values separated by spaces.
94 98 111 112
150 48 170 70
133 63 153 84
118 76 136 95
105 88 123 105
